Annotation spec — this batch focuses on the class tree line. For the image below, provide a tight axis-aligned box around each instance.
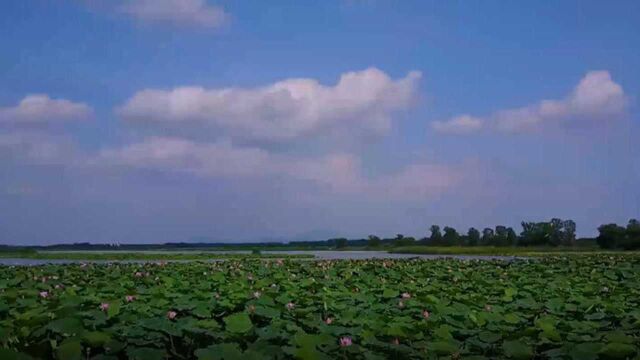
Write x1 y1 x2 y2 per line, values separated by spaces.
2 218 638 251
597 219 640 250
328 218 640 250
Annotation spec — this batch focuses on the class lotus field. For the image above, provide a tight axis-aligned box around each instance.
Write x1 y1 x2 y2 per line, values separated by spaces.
1 256 639 359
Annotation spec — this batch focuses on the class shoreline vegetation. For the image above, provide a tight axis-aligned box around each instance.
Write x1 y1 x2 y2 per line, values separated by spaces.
0 251 313 261
2 218 638 259
388 245 639 256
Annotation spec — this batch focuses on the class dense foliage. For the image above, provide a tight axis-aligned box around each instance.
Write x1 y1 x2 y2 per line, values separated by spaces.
419 218 578 248
378 218 639 250
597 220 640 250
1 256 639 359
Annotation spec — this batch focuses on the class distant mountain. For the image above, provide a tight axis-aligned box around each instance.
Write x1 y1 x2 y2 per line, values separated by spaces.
188 229 342 244
286 229 342 242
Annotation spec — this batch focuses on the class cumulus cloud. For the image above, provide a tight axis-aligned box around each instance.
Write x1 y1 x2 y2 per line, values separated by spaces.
496 71 627 132
0 94 93 124
97 136 457 199
432 114 483 134
437 71 627 135
117 0 228 28
117 68 422 142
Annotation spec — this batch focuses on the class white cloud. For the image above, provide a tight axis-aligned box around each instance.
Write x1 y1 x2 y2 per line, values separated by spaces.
117 68 422 142
432 114 483 134
0 95 93 124
437 71 628 135
495 71 627 132
98 136 270 177
118 0 229 29
0 132 77 164
97 136 458 199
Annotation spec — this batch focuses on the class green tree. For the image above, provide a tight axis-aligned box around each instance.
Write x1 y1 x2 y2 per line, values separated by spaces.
395 236 417 247
597 224 626 249
442 226 460 246
495 226 508 246
620 219 640 250
367 235 381 248
549 218 564 246
562 220 577 246
481 228 494 246
520 221 554 246
506 227 518 246
467 227 480 246
334 238 348 249
429 225 442 245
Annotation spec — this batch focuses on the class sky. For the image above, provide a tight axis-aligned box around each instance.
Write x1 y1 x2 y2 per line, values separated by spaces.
1 0 639 244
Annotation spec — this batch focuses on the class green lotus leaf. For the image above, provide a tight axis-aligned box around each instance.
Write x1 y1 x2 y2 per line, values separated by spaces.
56 339 82 360
83 331 111 347
126 347 166 360
48 317 84 335
599 343 636 359
223 312 253 334
0 348 33 360
503 340 533 359
429 339 460 355
569 343 603 360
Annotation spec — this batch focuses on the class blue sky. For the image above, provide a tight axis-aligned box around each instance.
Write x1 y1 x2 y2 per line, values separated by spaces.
1 0 639 244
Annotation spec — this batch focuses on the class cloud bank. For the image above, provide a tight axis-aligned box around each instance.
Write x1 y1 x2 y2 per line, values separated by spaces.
118 68 422 141
432 71 627 134
118 0 229 29
97 136 458 199
0 95 92 124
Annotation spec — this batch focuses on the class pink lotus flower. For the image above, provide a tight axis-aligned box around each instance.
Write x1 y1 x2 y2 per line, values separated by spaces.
39 291 49 298
325 317 333 325
134 272 143 278
276 259 284 266
167 311 177 320
392 338 400 345
253 291 261 299
125 295 136 302
100 303 110 312
422 310 430 319
339 336 352 347
286 302 295 310
401 292 411 299
398 300 405 308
